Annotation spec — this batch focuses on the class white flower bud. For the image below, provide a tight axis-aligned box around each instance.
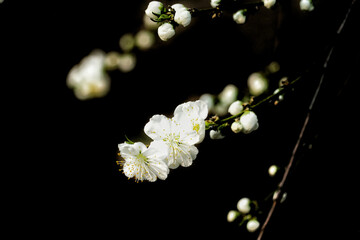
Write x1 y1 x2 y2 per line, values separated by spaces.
210 130 225 140
240 111 259 134
268 165 278 177
145 1 164 20
300 0 314 11
248 72 268 96
237 197 251 214
273 190 287 203
233 10 246 24
171 3 185 12
246 219 260 232
228 100 243 116
157 23 175 41
210 0 221 8
231 121 243 133
227 210 239 222
262 0 276 9
174 8 192 27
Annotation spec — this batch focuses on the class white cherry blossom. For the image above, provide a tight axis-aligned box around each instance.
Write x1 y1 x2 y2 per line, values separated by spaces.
118 141 169 182
173 100 208 143
144 100 208 169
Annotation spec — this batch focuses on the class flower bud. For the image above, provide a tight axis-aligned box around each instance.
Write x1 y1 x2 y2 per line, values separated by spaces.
233 10 246 24
174 8 192 27
231 121 243 133
246 219 260 232
262 0 276 9
210 130 225 140
228 100 243 116
210 0 221 8
300 0 314 11
237 197 251 214
158 23 175 41
145 1 164 20
227 210 239 222
268 165 278 177
240 111 259 134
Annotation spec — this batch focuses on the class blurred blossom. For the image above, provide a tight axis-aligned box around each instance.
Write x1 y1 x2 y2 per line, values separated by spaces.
247 72 268 96
199 93 215 111
119 33 135 52
104 51 121 71
135 30 155 50
300 0 314 11
67 50 110 100
118 53 136 72
266 61 280 73
219 84 238 105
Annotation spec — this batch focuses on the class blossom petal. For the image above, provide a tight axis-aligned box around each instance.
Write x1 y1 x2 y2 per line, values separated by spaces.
174 100 208 120
118 142 146 159
144 114 173 141
177 144 198 167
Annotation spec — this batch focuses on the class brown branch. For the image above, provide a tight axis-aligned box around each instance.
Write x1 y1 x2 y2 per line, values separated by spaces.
256 1 357 239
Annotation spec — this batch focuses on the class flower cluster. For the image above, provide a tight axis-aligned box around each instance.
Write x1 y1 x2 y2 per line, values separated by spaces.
118 100 208 182
145 1 192 41
227 197 260 233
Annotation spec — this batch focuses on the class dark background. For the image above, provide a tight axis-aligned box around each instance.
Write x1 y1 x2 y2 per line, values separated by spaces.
2 0 360 239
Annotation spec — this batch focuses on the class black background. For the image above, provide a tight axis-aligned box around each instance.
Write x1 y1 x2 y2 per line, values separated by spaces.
2 0 360 239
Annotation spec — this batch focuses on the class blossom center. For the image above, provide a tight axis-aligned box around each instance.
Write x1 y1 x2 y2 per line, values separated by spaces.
164 133 181 146
136 153 149 165
193 123 200 133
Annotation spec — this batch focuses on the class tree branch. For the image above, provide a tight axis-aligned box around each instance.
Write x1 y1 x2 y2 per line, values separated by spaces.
256 1 358 239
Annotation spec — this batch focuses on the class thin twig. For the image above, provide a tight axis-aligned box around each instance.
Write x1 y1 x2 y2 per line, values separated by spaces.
256 1 357 239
